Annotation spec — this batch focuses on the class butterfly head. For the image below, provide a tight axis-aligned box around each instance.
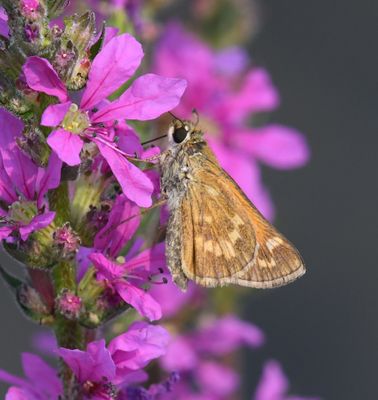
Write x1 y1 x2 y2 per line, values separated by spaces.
167 111 203 147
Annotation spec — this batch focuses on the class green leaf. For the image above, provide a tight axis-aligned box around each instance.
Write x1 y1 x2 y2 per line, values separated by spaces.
0 262 24 291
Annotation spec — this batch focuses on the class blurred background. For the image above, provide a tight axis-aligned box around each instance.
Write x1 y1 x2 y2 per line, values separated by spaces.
1 0 377 398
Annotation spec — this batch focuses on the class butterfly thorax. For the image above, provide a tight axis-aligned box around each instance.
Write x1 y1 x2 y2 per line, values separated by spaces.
160 132 209 211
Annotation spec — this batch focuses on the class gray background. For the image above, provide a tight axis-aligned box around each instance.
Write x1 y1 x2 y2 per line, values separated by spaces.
1 0 377 398
242 0 378 399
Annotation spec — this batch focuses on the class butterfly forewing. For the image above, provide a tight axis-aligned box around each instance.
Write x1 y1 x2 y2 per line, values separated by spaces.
180 144 305 288
180 168 258 286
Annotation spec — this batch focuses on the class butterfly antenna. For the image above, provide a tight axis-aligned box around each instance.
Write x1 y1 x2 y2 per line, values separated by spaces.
141 134 168 146
192 108 200 126
168 111 184 123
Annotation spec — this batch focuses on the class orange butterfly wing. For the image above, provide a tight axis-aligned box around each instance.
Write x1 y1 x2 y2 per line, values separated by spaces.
180 151 305 288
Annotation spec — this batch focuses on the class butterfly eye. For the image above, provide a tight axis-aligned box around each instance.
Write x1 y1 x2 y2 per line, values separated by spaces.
172 127 189 143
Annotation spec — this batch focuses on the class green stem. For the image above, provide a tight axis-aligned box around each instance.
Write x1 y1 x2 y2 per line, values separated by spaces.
52 260 84 398
48 181 71 225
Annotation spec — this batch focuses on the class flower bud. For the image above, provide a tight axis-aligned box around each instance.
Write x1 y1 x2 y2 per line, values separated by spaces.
56 289 83 320
53 223 81 259
20 0 41 21
17 283 52 323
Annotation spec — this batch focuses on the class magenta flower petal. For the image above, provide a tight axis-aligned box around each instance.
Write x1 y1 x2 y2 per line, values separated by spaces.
0 109 38 200
103 26 120 46
215 46 249 76
0 155 17 204
47 129 83 166
161 336 198 371
96 140 153 207
80 33 143 110
0 226 13 240
197 361 240 397
5 387 38 400
21 353 63 398
91 74 187 122
254 360 320 400
221 68 280 120
235 125 310 169
76 246 95 282
58 348 94 383
0 370 29 389
150 276 199 318
0 7 9 38
94 194 140 258
114 280 162 321
35 153 62 208
19 211 56 241
109 322 169 371
125 242 166 277
195 315 265 355
32 331 57 356
23 57 68 102
117 123 144 156
41 102 72 127
89 252 124 281
254 360 289 400
59 340 116 383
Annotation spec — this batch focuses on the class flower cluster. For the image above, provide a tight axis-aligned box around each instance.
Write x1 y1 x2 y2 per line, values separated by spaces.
0 1 318 400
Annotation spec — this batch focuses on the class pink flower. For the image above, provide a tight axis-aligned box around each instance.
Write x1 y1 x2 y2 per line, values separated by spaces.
161 315 264 399
94 194 141 259
108 321 169 383
22 31 187 207
154 23 310 219
0 109 62 241
0 353 63 400
88 243 166 321
58 322 169 397
253 360 321 400
149 274 203 318
194 314 265 355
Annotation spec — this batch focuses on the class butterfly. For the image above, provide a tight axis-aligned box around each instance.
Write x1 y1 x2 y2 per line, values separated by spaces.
159 115 306 290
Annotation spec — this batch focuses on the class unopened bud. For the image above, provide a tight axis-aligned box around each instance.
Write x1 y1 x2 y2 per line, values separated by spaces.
53 223 81 259
24 23 40 41
17 284 51 321
56 290 82 320
20 0 41 20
